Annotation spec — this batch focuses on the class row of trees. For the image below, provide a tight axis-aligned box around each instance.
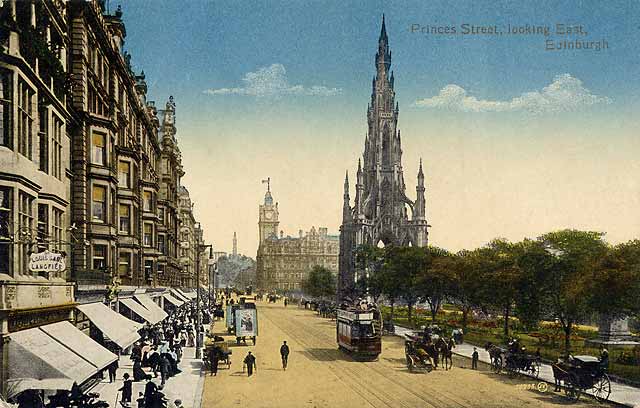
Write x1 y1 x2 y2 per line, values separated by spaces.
355 229 640 353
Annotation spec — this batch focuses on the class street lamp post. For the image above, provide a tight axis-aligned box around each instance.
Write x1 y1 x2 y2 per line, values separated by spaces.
195 244 212 359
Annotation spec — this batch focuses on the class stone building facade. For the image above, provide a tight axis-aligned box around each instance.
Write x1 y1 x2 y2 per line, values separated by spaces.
256 185 339 293
0 0 76 397
338 17 429 300
0 0 208 304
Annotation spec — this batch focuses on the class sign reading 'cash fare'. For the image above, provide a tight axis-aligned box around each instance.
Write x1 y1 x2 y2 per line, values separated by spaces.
29 250 67 272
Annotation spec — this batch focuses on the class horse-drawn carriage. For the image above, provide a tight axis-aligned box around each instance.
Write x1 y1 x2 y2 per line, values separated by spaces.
404 332 455 372
405 336 433 373
551 355 611 402
486 341 540 378
204 336 232 370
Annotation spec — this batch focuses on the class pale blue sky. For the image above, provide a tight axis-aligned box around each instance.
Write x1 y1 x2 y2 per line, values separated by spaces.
114 1 640 255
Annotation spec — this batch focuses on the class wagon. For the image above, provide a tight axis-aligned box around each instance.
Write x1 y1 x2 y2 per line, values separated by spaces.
551 355 611 402
404 338 433 373
494 351 540 378
204 337 232 369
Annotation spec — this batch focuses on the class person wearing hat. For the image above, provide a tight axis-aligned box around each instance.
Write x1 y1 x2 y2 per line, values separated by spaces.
119 373 133 406
244 351 257 377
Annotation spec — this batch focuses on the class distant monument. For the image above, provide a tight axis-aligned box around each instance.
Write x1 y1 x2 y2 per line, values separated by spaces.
587 315 638 346
233 231 238 257
338 16 429 301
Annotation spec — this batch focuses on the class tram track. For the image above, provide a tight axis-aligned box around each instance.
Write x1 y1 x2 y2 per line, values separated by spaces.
266 304 556 408
260 305 425 408
269 306 470 408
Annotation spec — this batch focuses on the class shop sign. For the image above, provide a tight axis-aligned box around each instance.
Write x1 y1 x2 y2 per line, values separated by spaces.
29 250 67 272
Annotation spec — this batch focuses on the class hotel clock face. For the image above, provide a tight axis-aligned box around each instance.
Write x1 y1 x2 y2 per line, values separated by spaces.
265 211 273 220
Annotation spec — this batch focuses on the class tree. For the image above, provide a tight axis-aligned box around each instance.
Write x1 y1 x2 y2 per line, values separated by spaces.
449 250 486 330
536 229 608 354
482 239 521 339
514 239 554 331
384 246 427 327
418 246 455 323
302 266 336 300
587 240 640 320
355 245 385 303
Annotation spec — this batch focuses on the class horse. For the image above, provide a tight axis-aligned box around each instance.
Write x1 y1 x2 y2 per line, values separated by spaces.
436 337 454 370
484 342 504 371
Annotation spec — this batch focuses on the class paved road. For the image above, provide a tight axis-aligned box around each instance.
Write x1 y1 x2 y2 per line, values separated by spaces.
202 302 606 408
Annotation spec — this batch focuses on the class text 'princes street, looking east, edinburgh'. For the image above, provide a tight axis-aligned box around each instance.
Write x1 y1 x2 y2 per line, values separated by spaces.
409 23 609 51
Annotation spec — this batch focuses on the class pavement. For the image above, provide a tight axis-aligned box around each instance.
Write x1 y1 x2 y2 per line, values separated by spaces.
394 325 640 408
91 346 205 408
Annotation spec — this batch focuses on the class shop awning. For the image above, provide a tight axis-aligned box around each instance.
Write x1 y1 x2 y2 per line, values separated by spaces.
40 322 117 371
7 321 117 399
119 298 159 325
163 293 184 308
133 294 168 323
76 303 141 349
175 288 191 300
171 289 190 303
182 289 197 299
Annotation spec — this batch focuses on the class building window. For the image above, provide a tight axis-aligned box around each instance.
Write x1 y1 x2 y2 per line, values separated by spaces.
119 252 131 277
18 192 34 274
118 161 130 188
119 204 130 234
0 70 12 148
157 264 165 275
52 116 63 179
143 191 152 212
38 107 48 173
144 260 153 282
37 203 48 249
52 208 63 251
143 223 152 247
158 208 165 224
93 245 107 270
158 234 165 255
17 80 34 159
92 185 106 222
0 187 12 275
92 131 106 165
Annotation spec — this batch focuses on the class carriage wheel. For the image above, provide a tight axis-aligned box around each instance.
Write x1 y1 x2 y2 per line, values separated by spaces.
492 356 503 374
564 373 581 402
530 361 540 379
591 374 611 402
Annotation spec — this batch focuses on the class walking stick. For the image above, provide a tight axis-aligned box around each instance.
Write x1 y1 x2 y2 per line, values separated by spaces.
114 390 120 408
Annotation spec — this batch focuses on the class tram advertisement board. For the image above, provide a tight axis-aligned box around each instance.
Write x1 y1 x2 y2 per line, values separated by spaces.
235 308 258 337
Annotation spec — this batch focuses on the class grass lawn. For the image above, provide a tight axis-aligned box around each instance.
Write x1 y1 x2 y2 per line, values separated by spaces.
381 305 640 383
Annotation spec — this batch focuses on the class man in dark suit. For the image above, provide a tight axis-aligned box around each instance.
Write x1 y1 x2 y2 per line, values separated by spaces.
280 341 290 370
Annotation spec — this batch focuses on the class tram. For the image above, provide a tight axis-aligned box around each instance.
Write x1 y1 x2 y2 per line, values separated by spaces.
336 307 382 360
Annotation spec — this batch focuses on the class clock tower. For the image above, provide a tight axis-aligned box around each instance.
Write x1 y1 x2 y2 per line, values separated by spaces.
258 179 279 244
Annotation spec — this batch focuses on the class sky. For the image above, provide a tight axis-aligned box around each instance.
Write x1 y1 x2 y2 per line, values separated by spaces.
116 0 640 256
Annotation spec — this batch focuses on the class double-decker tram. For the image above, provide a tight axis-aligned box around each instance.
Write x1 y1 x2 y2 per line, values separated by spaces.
336 304 382 360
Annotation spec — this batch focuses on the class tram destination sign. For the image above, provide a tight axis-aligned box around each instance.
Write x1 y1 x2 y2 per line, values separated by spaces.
29 250 66 272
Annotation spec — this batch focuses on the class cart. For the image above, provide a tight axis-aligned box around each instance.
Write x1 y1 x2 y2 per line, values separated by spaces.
551 355 611 402
404 337 433 373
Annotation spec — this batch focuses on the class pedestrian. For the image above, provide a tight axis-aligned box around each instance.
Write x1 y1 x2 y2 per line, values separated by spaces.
136 392 145 408
280 341 290 370
472 347 479 370
144 378 158 408
244 351 257 377
159 355 170 386
208 346 219 376
284 298 288 307
108 359 119 382
119 373 133 407
600 345 609 370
